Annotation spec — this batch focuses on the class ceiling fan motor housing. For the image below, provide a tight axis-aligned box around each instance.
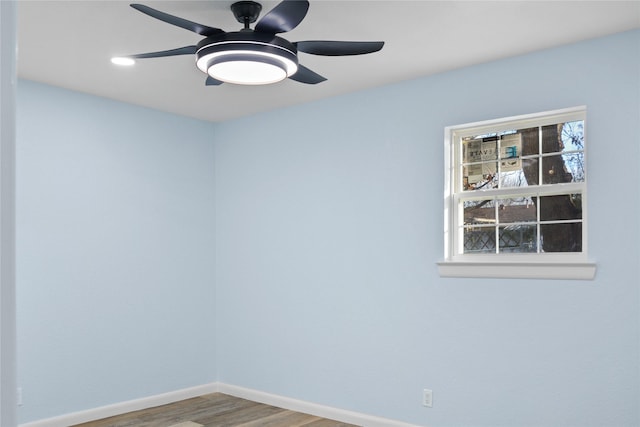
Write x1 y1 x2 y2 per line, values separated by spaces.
196 32 299 85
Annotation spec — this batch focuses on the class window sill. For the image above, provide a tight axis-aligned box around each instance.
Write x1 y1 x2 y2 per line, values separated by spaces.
437 260 596 280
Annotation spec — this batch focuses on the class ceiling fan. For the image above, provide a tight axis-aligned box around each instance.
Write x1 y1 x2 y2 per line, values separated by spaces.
120 0 385 86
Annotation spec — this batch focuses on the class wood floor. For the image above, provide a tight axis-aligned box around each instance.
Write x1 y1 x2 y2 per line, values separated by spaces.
72 393 359 427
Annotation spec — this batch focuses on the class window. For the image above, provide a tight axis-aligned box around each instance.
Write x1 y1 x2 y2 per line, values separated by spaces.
438 106 596 279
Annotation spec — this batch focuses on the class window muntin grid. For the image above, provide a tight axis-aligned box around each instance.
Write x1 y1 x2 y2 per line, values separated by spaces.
448 108 586 258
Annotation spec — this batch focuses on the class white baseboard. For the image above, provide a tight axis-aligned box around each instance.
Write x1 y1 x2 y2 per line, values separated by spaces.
19 382 422 427
217 383 422 427
18 383 219 427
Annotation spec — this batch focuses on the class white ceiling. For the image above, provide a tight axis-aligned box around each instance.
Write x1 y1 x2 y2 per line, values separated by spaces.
17 1 640 122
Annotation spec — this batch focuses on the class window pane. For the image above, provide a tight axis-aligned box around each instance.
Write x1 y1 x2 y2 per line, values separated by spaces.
499 133 521 160
540 194 582 221
497 197 537 223
463 137 498 162
541 121 584 183
463 163 497 191
542 155 575 184
540 223 582 252
462 136 498 191
463 226 495 254
499 225 537 253
521 157 539 186
519 127 540 156
464 199 495 224
560 152 585 183
499 170 528 188
497 133 524 189
561 121 584 151
541 124 563 154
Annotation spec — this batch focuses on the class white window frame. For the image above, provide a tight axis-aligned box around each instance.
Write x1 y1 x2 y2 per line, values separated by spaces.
438 106 596 280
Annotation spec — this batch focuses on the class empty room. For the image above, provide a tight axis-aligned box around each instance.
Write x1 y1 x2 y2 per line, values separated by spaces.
1 1 639 426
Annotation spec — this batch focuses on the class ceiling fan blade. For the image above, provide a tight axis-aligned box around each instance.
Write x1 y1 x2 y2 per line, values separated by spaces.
295 40 384 56
255 0 309 34
205 76 224 86
128 45 198 59
288 64 326 84
130 4 225 37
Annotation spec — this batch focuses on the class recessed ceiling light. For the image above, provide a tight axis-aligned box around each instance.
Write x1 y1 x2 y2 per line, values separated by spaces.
111 57 136 66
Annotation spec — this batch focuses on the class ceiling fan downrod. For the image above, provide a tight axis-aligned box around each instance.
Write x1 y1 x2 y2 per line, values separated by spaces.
231 1 262 30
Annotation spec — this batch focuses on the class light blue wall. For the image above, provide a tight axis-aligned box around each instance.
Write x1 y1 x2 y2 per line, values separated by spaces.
1 2 18 426
16 81 217 423
214 30 640 427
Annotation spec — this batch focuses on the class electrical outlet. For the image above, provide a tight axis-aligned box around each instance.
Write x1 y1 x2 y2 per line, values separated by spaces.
423 388 433 407
17 387 23 406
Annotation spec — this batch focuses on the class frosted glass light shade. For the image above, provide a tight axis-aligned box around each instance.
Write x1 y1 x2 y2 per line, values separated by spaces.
207 56 288 85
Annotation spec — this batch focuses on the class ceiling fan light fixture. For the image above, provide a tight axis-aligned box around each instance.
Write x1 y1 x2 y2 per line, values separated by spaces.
196 39 298 85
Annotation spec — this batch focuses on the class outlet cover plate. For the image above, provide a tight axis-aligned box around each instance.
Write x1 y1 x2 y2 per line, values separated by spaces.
423 389 433 407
